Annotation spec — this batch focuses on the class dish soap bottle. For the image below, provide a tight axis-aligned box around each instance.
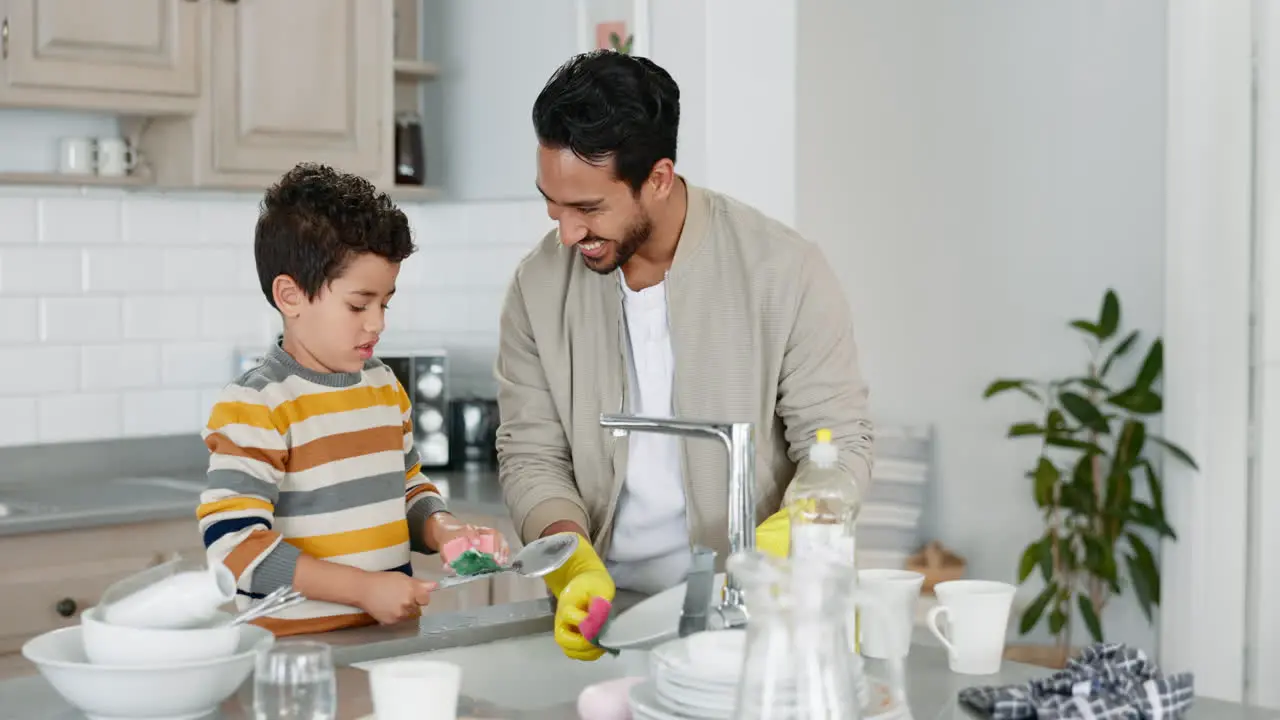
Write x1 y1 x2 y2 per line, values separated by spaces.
785 428 861 565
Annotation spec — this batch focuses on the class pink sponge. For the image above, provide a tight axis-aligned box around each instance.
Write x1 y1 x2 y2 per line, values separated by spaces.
441 535 496 564
578 596 613 643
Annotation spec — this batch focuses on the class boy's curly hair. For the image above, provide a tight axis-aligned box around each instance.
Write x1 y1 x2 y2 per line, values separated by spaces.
254 163 415 308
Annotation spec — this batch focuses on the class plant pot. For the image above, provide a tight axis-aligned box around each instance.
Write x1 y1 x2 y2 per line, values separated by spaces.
1003 643 1082 669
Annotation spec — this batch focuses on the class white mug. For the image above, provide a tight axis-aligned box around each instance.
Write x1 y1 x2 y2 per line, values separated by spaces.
96 137 137 177
58 137 95 175
369 660 462 720
858 568 925 659
926 579 1016 675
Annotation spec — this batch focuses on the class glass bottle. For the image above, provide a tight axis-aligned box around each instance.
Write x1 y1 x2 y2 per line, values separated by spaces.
729 550 863 720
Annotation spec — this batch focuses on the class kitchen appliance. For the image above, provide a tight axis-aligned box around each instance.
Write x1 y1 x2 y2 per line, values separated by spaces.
380 349 451 469
450 397 499 469
394 111 426 185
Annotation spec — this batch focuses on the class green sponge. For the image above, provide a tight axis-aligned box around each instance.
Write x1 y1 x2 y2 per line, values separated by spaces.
449 547 502 576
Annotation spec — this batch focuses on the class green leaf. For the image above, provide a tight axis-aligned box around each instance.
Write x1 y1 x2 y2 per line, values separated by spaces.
1126 532 1161 621
1081 533 1120 590
1009 423 1045 438
1137 462 1176 539
1107 388 1162 415
1100 330 1139 379
1060 391 1109 433
1044 436 1105 454
984 379 1041 401
1148 434 1198 470
1018 537 1050 583
1077 594 1105 643
1105 469 1133 519
1134 339 1163 390
1116 417 1146 468
1033 458 1058 507
1129 501 1177 539
1098 290 1120 340
1048 607 1068 635
1037 535 1055 582
1020 582 1056 635
1070 320 1105 339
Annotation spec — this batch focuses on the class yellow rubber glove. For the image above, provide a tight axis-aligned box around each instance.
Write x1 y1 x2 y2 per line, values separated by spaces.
755 507 790 558
542 532 616 661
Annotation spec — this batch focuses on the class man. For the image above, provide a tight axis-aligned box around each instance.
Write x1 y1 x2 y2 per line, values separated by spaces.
495 50 874 661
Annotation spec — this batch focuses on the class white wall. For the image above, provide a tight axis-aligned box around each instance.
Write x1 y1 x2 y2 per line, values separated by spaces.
0 186 548 447
796 0 1169 650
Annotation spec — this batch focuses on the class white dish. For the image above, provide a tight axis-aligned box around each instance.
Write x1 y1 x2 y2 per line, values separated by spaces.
597 573 727 651
81 605 241 667
22 624 273 720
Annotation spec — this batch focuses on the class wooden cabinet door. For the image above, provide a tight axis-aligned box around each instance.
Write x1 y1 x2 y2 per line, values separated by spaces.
207 0 387 178
1 0 199 97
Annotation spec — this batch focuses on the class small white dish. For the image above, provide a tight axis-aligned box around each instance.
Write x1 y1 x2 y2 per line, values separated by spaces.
22 624 273 720
597 573 727 651
81 605 240 667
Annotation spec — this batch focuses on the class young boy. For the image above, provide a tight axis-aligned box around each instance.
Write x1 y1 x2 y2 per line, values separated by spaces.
196 163 507 636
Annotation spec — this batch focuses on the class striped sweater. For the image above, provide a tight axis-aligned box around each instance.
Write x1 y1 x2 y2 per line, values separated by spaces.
197 342 448 636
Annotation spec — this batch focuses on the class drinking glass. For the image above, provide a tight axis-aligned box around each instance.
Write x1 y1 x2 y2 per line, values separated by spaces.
253 640 337 720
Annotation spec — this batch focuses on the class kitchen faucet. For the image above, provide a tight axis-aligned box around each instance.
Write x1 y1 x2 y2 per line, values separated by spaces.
598 414 756 632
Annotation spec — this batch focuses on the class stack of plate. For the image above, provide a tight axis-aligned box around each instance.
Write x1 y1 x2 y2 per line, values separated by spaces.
627 630 911 720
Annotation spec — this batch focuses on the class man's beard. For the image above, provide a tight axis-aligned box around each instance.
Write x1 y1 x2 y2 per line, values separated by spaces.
581 213 653 274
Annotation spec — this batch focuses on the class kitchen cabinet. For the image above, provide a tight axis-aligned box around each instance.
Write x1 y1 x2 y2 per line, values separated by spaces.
0 517 204 679
140 0 393 190
0 0 200 114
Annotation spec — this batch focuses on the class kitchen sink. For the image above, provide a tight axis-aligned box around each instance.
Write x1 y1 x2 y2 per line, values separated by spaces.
0 476 203 514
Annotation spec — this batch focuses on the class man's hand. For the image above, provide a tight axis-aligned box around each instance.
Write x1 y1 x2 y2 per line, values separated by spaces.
357 572 438 625
541 528 616 661
425 511 511 564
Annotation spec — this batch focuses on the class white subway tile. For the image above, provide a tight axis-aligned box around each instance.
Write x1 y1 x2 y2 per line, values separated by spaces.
40 298 122 343
163 248 240 291
236 253 262 292
122 198 203 245
199 387 223 427
83 247 166 293
199 200 258 245
0 397 37 446
409 205 470 244
0 298 38 343
81 344 160 390
0 346 78 395
123 296 203 341
466 201 547 245
161 341 235 386
0 198 38 244
404 245 526 289
40 198 121 244
0 247 82 294
200 295 279 343
122 388 201 437
38 392 121 442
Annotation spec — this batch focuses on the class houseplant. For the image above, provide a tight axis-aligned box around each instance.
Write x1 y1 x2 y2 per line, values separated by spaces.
982 289 1197 663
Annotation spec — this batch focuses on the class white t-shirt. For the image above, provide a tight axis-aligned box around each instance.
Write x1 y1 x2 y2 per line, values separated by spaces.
605 275 692 594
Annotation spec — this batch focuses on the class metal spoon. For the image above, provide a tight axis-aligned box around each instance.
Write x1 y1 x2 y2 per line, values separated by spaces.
435 533 579 590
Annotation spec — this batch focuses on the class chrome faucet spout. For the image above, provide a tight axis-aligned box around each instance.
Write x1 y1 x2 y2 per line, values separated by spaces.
599 413 756 628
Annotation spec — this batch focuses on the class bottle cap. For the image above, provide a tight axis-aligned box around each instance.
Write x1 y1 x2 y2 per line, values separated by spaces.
816 428 832 444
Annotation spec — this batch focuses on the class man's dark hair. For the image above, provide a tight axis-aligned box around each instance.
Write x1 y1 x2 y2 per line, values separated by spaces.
254 163 414 308
532 50 680 192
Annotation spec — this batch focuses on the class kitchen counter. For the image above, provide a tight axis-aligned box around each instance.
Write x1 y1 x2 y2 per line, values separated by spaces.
0 466 506 538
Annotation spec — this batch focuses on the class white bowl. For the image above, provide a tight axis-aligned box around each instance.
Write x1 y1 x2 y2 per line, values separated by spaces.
23 624 273 720
81 605 241 666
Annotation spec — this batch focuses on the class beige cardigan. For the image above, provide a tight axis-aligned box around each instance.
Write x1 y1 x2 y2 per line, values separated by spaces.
494 183 874 564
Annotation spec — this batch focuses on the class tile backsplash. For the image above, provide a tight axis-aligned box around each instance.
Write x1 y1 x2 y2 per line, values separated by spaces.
0 188 549 448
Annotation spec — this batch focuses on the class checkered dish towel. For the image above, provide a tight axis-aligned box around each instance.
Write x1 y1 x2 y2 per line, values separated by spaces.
958 642 1195 720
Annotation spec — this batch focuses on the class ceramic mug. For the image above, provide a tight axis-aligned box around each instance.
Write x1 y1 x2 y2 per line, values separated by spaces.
858 568 925 659
926 579 1016 675
58 137 94 175
96 137 137 177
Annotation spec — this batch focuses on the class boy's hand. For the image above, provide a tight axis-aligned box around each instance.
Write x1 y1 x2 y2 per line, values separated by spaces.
426 512 511 566
358 572 437 625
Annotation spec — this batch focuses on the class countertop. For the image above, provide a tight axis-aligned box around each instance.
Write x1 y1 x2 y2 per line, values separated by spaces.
0 466 507 537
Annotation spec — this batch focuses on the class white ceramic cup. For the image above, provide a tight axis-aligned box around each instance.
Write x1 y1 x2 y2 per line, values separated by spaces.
369 660 462 720
858 569 925 659
58 137 95 175
103 563 237 629
96 137 137 177
926 580 1016 675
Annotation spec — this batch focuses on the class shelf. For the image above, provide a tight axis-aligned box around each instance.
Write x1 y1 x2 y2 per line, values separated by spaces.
393 59 441 81
0 171 153 189
387 185 443 202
